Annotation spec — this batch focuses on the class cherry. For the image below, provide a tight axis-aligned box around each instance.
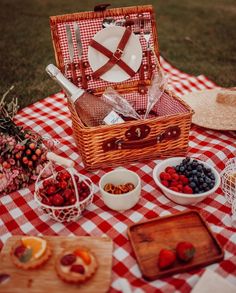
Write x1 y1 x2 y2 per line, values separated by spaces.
70 264 85 274
52 193 64 206
14 245 26 258
60 254 76 266
63 189 73 200
46 185 57 196
59 180 68 190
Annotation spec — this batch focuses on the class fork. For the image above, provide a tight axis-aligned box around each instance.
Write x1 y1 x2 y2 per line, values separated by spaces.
133 22 145 85
143 21 152 79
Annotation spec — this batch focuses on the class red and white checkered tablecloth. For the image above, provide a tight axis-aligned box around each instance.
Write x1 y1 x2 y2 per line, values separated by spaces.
1 57 236 292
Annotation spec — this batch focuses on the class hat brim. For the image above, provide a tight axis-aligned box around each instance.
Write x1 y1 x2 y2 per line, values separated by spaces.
181 89 236 131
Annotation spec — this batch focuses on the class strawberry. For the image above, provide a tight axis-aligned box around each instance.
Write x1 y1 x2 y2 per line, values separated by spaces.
176 241 196 262
158 249 176 270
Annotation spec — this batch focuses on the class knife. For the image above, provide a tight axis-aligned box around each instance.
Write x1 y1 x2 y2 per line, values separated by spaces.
73 22 88 89
65 24 77 84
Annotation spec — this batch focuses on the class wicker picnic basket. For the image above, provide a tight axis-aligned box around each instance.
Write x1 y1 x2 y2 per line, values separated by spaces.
50 4 193 170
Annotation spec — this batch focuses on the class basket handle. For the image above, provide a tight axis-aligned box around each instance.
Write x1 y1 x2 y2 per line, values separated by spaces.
102 126 181 151
46 152 74 168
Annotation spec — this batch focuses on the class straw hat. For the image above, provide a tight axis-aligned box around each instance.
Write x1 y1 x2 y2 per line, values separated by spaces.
181 88 236 131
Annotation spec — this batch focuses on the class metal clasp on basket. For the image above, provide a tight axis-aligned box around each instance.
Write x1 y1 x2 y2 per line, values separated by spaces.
113 48 123 61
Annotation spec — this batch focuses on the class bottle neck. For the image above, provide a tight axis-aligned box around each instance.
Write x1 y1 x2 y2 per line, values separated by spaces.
46 64 84 102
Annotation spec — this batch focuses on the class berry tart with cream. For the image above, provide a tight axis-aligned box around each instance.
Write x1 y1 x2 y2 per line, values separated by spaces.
55 247 98 283
11 236 52 270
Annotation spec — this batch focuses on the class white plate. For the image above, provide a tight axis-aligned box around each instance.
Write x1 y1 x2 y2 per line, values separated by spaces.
88 26 142 82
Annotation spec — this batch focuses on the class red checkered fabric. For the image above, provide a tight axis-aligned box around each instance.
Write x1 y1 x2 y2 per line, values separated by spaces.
0 57 236 292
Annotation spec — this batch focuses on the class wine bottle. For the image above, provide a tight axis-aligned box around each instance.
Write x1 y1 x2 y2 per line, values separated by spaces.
45 64 124 127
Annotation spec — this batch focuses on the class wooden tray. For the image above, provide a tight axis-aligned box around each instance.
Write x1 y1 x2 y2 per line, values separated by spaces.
127 210 224 280
0 236 113 293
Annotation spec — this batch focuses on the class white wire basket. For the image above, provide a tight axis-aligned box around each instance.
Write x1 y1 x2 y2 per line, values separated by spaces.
34 152 94 222
221 157 236 205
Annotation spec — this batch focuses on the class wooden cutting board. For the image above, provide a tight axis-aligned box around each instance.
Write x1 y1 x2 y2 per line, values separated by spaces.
127 210 224 280
0 236 113 293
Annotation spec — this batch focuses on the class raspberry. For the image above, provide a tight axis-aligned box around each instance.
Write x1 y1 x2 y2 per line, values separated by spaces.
165 167 176 174
171 173 179 181
179 175 189 185
183 185 193 194
161 180 169 187
170 186 179 192
170 181 178 187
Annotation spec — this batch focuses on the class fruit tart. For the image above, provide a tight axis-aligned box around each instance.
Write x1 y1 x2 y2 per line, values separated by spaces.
55 247 98 283
11 236 52 269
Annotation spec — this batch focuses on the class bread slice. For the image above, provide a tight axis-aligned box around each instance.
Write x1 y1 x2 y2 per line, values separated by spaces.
216 87 236 106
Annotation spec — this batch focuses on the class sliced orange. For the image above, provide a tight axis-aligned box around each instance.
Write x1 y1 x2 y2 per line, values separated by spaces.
74 249 91 265
21 236 47 259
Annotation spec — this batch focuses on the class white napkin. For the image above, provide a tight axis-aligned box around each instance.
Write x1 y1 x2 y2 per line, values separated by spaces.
192 269 236 293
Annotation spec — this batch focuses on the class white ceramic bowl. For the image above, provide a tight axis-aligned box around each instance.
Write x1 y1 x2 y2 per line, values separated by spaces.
99 168 141 211
153 157 221 205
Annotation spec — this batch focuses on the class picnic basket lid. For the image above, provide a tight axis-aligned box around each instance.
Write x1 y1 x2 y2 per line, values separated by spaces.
49 5 160 95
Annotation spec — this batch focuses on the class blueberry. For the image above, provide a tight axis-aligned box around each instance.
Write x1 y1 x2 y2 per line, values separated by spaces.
196 164 201 170
187 165 192 171
189 182 196 188
192 170 197 175
193 176 198 183
179 166 185 172
199 177 204 183
205 177 211 184
195 187 200 193
189 176 193 182
209 182 215 188
210 174 215 180
175 165 180 172
202 183 208 188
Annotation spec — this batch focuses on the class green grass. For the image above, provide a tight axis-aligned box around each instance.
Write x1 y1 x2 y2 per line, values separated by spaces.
0 0 235 109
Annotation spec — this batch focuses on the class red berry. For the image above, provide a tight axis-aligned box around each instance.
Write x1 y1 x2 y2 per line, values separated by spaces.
25 149 32 155
63 189 73 200
2 161 10 169
60 254 76 266
14 245 26 258
35 149 42 156
41 197 52 206
170 181 178 187
170 186 179 192
171 173 179 181
177 184 183 192
61 171 71 181
176 241 195 262
80 181 87 190
160 172 167 180
183 185 193 194
161 180 169 187
52 194 64 206
59 180 68 190
70 264 85 274
29 143 36 150
31 154 38 161
179 175 189 185
158 249 176 270
69 196 77 205
165 166 176 174
43 178 55 188
22 157 28 164
46 185 57 195
28 160 33 167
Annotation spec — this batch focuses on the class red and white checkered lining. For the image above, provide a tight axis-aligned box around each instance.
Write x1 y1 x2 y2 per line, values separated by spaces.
0 57 236 293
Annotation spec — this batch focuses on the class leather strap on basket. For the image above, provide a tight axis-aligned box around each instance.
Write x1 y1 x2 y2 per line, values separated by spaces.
90 28 136 79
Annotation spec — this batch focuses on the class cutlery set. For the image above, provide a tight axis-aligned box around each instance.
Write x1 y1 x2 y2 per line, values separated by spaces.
65 23 88 88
